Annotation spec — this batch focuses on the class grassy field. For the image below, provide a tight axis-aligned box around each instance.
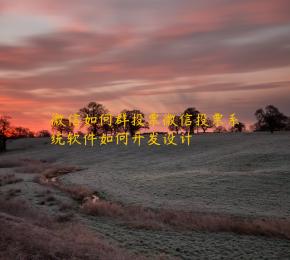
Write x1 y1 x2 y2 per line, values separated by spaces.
0 132 290 259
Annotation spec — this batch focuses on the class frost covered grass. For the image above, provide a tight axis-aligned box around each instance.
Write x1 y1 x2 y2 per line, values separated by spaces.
0 198 145 260
2 133 290 218
19 156 289 240
81 199 290 239
0 174 22 186
0 133 290 258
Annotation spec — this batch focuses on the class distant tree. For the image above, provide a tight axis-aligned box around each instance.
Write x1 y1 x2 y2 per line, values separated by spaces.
52 118 74 135
214 126 228 133
0 116 11 152
79 102 108 135
111 116 123 136
284 117 290 131
76 130 85 137
102 122 113 136
200 118 214 133
121 109 148 136
254 105 288 133
168 115 181 134
230 122 246 133
182 107 200 134
36 130 51 138
11 127 34 138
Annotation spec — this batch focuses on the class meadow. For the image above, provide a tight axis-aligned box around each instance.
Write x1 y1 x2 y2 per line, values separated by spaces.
0 132 290 259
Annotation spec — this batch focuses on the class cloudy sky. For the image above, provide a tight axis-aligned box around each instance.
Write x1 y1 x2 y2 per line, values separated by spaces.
0 0 290 131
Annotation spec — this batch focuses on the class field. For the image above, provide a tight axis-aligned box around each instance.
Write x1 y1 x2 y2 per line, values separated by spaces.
0 132 290 259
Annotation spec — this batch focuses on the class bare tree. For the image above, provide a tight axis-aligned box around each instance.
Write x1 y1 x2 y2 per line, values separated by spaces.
182 107 200 134
168 115 181 134
0 116 11 152
36 130 51 138
254 105 288 133
121 110 148 136
201 118 214 133
285 117 290 131
214 126 228 133
79 102 108 135
230 122 246 133
111 116 123 136
52 118 74 135
11 127 34 138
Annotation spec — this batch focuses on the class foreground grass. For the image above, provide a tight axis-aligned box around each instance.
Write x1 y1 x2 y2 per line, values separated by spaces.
0 198 143 260
1 155 289 259
28 159 290 240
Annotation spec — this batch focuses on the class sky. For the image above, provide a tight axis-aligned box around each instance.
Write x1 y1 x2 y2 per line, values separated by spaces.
0 0 290 131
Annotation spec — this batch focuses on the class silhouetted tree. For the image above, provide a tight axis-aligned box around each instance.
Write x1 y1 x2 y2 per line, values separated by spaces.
254 105 288 133
52 118 74 135
0 116 11 152
201 118 214 133
168 115 181 134
284 117 290 131
11 127 34 138
79 102 108 135
214 126 228 133
121 109 148 136
111 116 123 136
182 107 199 134
231 122 246 133
102 122 113 136
36 130 51 138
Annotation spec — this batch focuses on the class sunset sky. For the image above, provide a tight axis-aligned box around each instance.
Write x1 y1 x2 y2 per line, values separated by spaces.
0 0 290 131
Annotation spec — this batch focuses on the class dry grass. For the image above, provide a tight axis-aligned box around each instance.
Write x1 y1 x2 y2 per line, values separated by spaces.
35 177 92 201
58 202 75 212
29 161 91 202
0 198 144 260
0 198 53 226
0 159 23 168
5 188 22 200
15 161 48 173
0 174 23 186
56 183 92 201
31 162 92 202
42 166 83 178
81 200 290 240
0 158 51 173
29 159 290 240
15 159 83 176
55 212 75 223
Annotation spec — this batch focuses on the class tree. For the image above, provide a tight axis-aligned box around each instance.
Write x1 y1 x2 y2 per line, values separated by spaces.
214 126 228 133
52 118 74 135
0 116 11 152
168 115 181 134
121 109 148 136
284 117 290 131
101 121 113 136
182 107 199 134
36 130 51 138
254 105 288 133
79 102 108 135
201 118 214 133
76 130 85 137
111 116 122 136
230 122 246 133
10 127 34 138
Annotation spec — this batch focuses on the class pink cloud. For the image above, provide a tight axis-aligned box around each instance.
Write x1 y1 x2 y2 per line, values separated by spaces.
0 0 290 131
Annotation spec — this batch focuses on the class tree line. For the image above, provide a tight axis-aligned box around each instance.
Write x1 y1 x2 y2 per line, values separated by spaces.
1 103 289 152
